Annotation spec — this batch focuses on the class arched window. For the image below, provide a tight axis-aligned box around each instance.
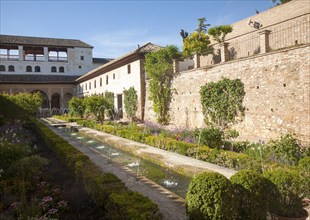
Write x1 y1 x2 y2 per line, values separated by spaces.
0 65 5 71
51 66 57 72
35 66 40 72
8 65 15 72
59 66 64 73
26 66 32 72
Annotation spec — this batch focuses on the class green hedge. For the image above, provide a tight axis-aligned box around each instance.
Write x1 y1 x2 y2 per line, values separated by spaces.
53 116 284 172
31 119 162 219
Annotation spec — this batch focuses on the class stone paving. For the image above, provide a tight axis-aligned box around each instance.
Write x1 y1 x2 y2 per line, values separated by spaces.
42 118 237 220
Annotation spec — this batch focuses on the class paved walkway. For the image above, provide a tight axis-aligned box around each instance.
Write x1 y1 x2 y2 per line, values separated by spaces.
42 118 237 220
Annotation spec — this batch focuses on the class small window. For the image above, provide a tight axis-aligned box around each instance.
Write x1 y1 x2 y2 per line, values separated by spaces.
127 64 131 74
79 66 81 69
26 66 32 72
94 80 96 88
81 56 84 60
113 73 115 79
8 65 15 72
81 84 84 91
89 82 91 90
106 75 108 85
85 83 87 90
51 66 57 72
59 66 64 73
100 78 102 87
35 66 40 72
0 65 6 71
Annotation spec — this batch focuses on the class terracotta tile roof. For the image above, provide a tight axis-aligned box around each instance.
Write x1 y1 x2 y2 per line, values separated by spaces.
0 74 79 84
0 35 93 48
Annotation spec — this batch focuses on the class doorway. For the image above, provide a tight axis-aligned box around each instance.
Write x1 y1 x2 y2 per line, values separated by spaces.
117 94 123 119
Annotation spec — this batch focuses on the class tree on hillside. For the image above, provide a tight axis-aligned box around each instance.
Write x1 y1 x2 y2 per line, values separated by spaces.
180 29 189 42
145 45 181 125
183 17 213 57
207 25 233 43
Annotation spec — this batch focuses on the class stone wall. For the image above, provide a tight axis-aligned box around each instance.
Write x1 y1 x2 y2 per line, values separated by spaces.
145 45 310 144
200 0 310 65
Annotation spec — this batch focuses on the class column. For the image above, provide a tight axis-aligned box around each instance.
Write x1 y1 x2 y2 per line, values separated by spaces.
258 30 272 53
173 59 179 73
18 46 23 61
44 47 49 61
193 53 200 68
220 42 230 63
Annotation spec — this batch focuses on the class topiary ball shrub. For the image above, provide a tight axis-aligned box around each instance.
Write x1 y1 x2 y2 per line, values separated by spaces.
186 171 238 220
264 168 306 218
230 170 279 220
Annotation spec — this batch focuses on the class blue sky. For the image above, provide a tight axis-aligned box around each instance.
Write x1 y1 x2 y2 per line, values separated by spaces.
0 0 275 58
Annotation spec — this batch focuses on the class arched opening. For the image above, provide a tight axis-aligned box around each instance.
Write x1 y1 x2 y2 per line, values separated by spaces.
51 93 60 109
31 90 49 108
35 66 41 72
0 65 5 71
51 66 57 72
8 65 15 72
59 66 65 73
63 93 73 108
26 66 32 72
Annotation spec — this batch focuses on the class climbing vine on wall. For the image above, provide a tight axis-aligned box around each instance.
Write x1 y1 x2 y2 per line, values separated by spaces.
145 45 180 125
200 77 246 131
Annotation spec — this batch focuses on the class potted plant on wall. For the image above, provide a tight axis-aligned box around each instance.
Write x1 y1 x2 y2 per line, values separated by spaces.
264 168 308 220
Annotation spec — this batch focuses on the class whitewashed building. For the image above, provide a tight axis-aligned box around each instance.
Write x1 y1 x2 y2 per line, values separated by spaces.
0 35 110 109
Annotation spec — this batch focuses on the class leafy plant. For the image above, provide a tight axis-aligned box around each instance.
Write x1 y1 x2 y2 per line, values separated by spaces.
207 25 233 43
84 95 113 124
145 45 181 125
183 31 212 57
264 168 306 218
200 77 245 132
123 87 138 122
298 157 310 198
230 170 280 219
186 171 238 220
68 96 85 118
198 127 224 149
269 133 302 166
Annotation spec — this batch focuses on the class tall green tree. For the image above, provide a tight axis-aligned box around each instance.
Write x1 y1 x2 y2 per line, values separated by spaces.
196 17 211 33
180 29 189 42
200 78 246 132
145 45 180 125
123 87 138 122
208 25 233 43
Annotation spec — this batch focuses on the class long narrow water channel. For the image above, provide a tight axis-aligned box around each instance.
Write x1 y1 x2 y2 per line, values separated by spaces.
57 126 192 198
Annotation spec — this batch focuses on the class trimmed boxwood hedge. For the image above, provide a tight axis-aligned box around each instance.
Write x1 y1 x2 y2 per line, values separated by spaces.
186 171 238 220
31 119 162 219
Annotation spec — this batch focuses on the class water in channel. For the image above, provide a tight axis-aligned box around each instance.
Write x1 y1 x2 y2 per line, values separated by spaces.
57 126 192 198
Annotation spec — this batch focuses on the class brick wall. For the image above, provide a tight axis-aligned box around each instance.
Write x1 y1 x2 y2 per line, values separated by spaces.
145 45 310 144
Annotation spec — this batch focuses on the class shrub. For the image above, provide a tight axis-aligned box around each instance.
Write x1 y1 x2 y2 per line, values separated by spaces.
264 168 305 217
199 127 224 149
186 171 238 220
106 191 162 220
269 134 302 166
230 170 279 219
0 142 30 171
298 157 310 198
